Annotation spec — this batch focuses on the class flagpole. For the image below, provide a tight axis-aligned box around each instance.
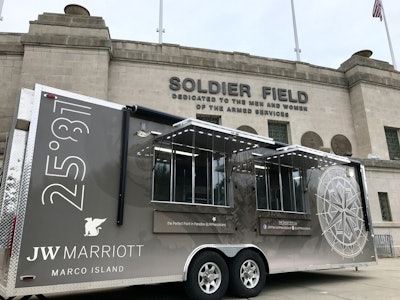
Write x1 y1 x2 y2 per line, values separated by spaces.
158 0 164 44
291 0 301 61
0 0 5 21
381 4 397 70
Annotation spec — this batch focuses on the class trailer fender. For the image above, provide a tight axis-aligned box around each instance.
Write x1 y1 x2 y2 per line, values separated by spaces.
183 244 268 281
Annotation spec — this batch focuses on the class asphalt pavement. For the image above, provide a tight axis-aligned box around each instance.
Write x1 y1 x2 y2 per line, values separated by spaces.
16 257 400 300
254 257 400 300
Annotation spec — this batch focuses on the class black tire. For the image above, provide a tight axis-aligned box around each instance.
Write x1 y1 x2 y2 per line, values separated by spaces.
228 250 266 298
185 251 229 300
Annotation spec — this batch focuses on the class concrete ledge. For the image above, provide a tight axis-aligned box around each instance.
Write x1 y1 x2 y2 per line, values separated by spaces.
21 34 112 51
0 33 24 54
339 55 400 89
111 41 349 87
33 13 107 29
0 132 7 142
346 71 400 89
339 55 394 72
360 158 400 169
0 44 24 54
374 222 400 228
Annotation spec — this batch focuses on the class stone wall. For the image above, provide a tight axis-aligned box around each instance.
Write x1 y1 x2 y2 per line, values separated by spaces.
1 10 400 255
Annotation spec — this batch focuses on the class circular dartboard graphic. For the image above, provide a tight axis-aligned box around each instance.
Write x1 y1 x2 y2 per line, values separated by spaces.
316 166 368 258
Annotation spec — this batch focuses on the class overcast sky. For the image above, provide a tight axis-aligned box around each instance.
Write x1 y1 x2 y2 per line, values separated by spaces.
0 0 398 69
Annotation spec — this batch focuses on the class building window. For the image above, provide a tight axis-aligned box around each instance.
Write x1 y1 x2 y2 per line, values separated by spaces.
153 144 227 206
268 122 289 144
384 127 400 160
255 163 306 213
237 125 258 135
378 192 392 221
196 114 221 125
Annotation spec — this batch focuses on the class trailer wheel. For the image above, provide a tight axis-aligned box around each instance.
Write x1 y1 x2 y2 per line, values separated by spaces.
228 250 266 298
185 251 229 300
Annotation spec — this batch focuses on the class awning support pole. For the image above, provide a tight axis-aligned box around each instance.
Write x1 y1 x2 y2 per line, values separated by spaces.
117 107 131 225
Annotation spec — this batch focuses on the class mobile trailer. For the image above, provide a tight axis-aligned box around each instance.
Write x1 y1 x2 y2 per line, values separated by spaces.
0 84 376 300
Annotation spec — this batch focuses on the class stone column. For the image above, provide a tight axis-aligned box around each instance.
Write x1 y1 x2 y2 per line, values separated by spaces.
19 10 112 100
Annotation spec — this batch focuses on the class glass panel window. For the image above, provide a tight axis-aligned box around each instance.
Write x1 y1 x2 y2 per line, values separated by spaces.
293 169 305 212
212 153 226 206
255 164 268 209
255 164 306 213
153 150 171 201
269 164 281 210
153 144 227 207
281 166 294 211
174 152 193 203
268 122 289 144
384 127 400 160
378 192 392 221
195 151 212 204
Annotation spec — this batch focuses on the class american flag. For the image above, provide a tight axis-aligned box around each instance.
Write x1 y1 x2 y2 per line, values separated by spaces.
372 0 383 21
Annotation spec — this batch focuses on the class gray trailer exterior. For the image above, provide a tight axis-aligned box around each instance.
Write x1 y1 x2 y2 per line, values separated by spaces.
0 85 376 299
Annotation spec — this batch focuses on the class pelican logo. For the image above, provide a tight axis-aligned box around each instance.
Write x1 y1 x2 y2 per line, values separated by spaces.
84 217 107 237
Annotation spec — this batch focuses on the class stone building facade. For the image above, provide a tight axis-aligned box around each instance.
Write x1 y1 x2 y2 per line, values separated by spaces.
1 9 400 255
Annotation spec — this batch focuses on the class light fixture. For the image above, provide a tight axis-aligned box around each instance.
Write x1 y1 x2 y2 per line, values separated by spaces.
154 146 199 157
346 167 355 178
252 152 263 157
255 165 267 170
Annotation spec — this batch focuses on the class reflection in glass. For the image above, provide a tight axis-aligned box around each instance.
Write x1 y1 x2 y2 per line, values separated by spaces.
255 165 268 209
174 153 192 203
153 151 171 201
293 169 305 212
153 145 227 206
213 154 226 206
255 163 305 213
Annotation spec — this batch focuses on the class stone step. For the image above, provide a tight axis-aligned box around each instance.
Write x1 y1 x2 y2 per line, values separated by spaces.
0 141 5 155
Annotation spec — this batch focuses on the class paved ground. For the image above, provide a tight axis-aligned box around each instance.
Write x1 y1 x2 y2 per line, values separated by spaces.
256 257 400 300
12 257 400 300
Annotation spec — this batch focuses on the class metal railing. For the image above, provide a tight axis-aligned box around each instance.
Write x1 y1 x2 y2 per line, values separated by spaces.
374 234 395 257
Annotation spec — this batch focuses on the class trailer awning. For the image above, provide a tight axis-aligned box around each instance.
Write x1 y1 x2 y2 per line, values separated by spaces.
259 145 352 169
154 118 275 154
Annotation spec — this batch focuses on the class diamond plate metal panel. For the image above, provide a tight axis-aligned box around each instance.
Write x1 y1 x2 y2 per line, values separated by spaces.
0 130 28 286
0 88 34 296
